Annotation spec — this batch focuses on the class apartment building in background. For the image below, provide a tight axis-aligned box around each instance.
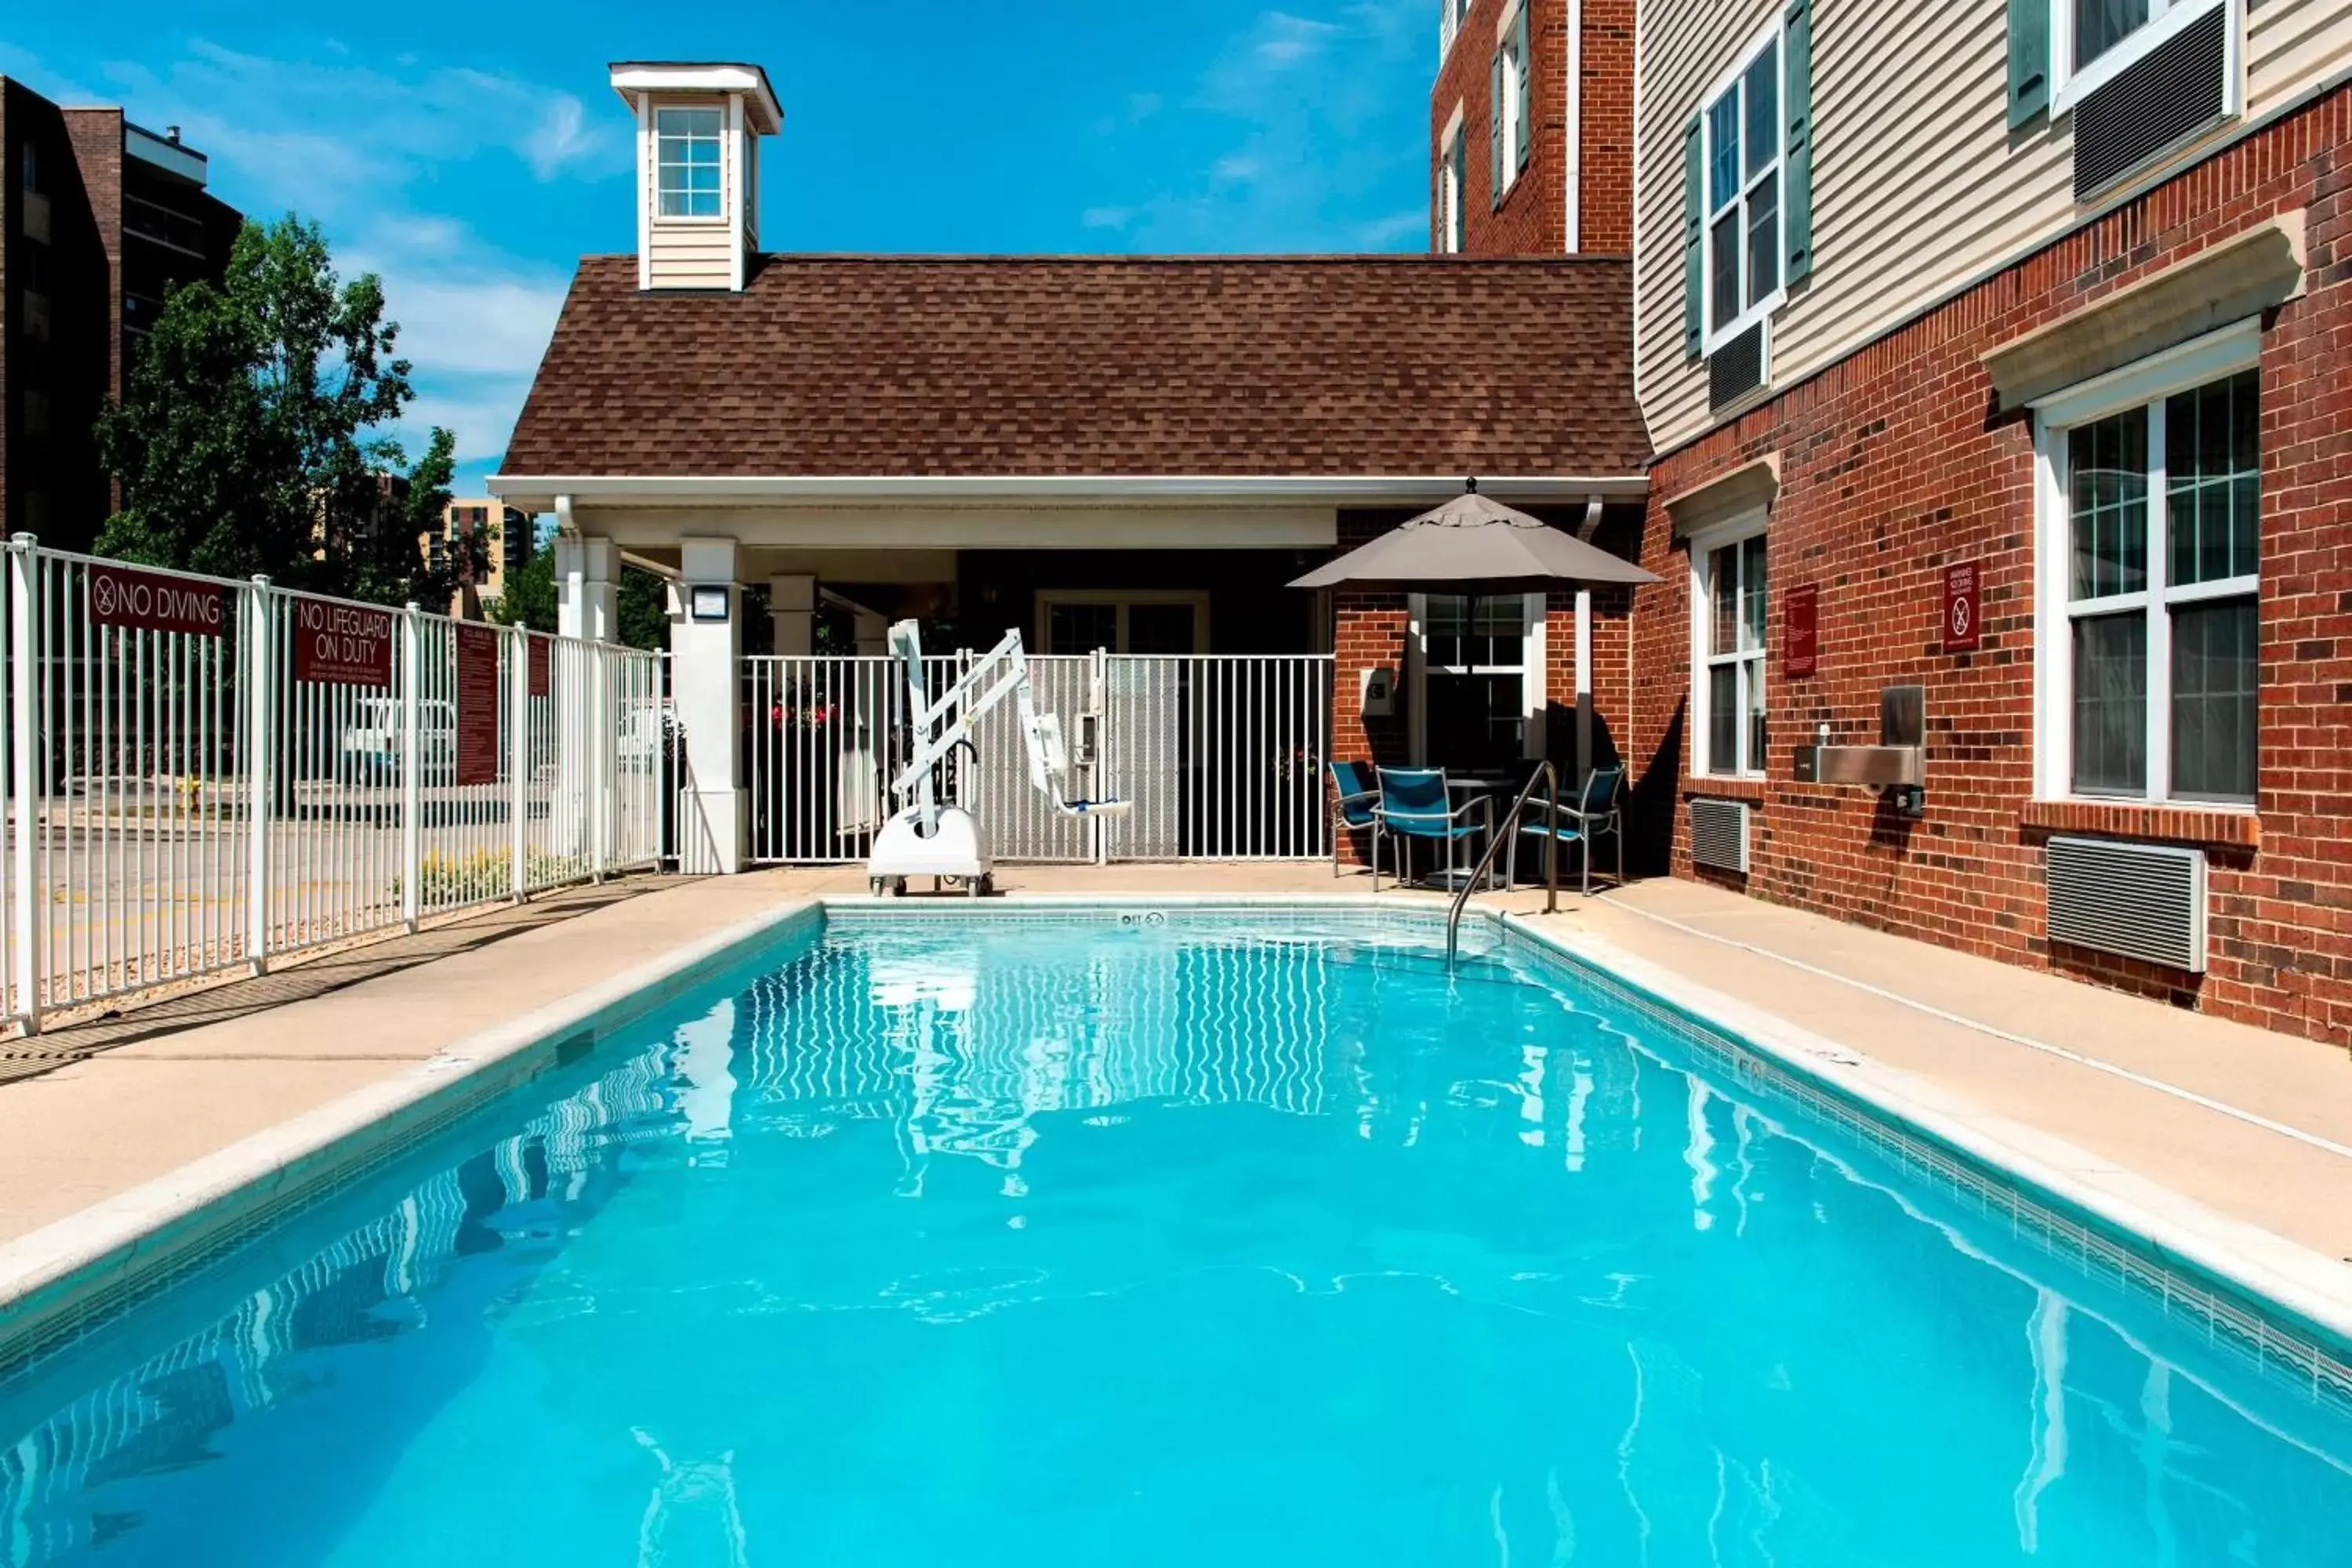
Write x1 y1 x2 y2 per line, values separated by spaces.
0 77 240 550
1613 0 2352 1044
433 497 532 618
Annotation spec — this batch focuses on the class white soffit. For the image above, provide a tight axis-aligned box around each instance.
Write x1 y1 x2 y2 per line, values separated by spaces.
608 62 783 134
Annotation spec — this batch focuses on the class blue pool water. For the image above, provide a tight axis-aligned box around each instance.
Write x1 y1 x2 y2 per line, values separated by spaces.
3 909 2350 1566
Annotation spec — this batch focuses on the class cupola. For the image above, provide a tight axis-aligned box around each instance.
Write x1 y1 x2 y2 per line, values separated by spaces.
608 61 782 292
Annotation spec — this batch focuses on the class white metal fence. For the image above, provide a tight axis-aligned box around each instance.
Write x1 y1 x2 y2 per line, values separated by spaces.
742 650 1331 866
2 539 670 1034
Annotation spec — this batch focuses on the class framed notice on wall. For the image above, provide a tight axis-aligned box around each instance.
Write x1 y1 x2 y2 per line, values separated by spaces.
1784 584 1819 679
455 624 501 787
1944 561 1981 652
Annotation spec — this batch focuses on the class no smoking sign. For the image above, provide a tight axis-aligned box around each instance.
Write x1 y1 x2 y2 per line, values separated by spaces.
1944 561 1981 652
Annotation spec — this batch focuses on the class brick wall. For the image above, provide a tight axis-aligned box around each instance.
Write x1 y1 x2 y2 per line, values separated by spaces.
1575 0 1635 252
1429 0 1633 256
1628 85 2352 1046
1328 506 1642 866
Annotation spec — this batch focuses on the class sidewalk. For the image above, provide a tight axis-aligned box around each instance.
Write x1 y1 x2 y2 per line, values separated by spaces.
2 864 2347 1276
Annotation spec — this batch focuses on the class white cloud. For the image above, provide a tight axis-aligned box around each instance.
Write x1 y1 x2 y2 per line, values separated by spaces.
0 43 106 106
82 41 615 476
1087 2 1432 253
397 386 539 474
1250 13 1345 67
1354 209 1427 247
1081 206 1138 230
520 94 603 180
100 43 625 202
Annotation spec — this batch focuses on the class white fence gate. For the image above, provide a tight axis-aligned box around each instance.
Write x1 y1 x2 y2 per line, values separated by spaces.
2 539 670 1035
741 651 1331 866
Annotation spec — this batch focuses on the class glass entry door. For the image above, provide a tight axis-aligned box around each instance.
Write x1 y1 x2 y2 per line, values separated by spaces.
1419 593 1537 772
1041 595 1208 655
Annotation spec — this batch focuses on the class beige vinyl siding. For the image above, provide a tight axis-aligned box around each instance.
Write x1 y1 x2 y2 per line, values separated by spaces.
645 95 735 291
739 123 760 254
1635 0 2352 453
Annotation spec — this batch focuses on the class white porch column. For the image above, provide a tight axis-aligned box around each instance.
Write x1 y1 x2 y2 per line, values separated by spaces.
852 608 889 658
1575 588 1594 782
550 535 618 860
673 539 748 874
768 574 815 656
556 535 617 643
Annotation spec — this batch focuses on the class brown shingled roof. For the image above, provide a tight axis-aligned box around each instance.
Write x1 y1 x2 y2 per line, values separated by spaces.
501 254 1648 478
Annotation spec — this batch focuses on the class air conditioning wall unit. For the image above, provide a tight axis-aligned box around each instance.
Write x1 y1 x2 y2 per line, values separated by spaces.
2045 835 2209 973
1689 797 1751 874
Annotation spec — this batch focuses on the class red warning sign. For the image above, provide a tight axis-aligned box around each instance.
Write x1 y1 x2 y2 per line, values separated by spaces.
1944 561 1981 653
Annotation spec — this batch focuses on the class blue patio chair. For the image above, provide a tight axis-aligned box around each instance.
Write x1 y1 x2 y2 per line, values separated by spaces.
1327 760 1382 879
1372 767 1492 892
1509 764 1626 896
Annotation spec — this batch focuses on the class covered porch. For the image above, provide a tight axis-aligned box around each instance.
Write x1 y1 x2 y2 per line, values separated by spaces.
488 476 1650 875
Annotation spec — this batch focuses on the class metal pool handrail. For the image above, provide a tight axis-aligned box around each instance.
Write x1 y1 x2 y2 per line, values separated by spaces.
1445 760 1561 970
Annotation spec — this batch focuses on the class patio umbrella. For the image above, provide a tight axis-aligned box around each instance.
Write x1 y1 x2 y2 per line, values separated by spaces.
1287 481 1657 591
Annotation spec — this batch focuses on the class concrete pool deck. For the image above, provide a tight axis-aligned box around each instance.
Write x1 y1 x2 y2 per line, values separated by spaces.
2 862 2350 1284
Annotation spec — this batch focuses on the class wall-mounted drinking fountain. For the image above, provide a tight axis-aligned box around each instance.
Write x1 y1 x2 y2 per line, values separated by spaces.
1795 684 1927 818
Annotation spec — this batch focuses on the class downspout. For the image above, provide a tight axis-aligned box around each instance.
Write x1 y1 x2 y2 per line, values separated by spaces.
1576 494 1602 779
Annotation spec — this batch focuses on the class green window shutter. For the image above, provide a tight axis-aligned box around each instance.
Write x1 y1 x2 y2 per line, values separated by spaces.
1682 113 1704 358
2007 0 2051 127
1784 0 1814 284
1513 4 1534 170
1491 49 1507 210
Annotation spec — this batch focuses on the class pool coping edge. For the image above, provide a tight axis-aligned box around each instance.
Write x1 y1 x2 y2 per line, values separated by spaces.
1498 913 2352 1357
0 895 827 1371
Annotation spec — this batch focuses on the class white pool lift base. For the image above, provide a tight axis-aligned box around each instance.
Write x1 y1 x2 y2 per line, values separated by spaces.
866 620 1128 897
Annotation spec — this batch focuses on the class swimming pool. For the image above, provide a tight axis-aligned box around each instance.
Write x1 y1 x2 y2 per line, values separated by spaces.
2 904 2349 1565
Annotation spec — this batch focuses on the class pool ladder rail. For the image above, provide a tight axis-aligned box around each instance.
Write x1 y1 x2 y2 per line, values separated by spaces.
1444 760 1563 971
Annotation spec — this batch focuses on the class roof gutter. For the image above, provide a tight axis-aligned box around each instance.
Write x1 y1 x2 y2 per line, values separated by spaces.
488 474 1650 506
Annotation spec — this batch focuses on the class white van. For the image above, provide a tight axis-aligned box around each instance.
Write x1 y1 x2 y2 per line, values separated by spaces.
339 699 458 785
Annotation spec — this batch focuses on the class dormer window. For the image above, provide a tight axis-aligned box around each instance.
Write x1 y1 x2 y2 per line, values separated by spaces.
656 107 725 219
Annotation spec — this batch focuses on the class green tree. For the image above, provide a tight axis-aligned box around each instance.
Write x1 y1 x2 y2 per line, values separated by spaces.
488 534 558 633
488 536 669 651
94 216 475 607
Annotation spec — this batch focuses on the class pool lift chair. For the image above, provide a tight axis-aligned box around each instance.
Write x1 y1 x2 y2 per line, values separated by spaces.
866 619 1130 897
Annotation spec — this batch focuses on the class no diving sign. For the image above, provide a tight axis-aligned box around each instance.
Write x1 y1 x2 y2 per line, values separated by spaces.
88 564 227 639
1943 561 1981 653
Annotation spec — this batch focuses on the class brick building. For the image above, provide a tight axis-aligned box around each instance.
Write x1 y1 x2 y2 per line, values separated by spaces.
431 497 532 619
492 64 1647 872
1613 0 2352 1044
1430 0 1634 256
0 78 240 549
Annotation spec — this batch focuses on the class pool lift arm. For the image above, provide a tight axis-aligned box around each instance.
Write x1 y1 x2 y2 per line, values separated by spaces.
866 620 1128 896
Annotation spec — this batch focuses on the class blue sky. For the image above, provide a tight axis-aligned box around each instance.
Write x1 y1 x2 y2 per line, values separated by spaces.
2 2 1434 498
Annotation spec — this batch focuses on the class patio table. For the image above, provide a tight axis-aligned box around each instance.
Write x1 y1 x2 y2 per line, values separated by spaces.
1407 777 1506 891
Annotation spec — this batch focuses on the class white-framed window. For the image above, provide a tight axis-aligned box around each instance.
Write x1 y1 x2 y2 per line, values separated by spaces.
1441 128 1467 252
1690 518 1768 779
1494 2 1530 199
1410 593 1544 768
1439 0 1474 59
1700 21 1785 353
2053 0 2235 113
2033 325 2260 806
655 106 726 220
1039 592 1210 655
